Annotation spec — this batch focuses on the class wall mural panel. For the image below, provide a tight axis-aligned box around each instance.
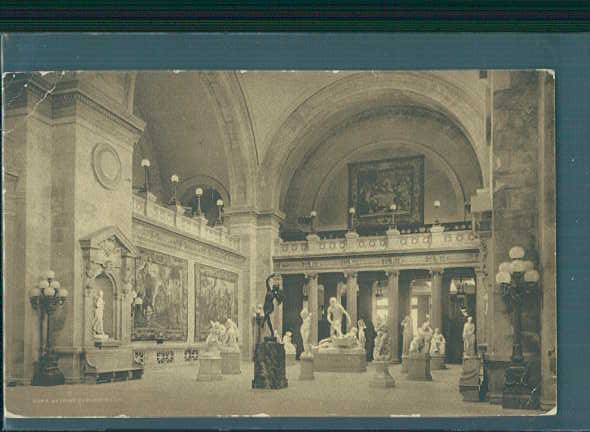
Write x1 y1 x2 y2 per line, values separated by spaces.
349 156 424 225
132 247 188 341
195 264 238 342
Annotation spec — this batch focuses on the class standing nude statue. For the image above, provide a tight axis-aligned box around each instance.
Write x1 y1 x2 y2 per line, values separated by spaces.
326 297 352 338
401 315 413 356
462 316 476 357
300 308 312 356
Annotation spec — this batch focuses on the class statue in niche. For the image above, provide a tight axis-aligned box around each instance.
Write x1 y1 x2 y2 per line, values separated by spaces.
282 331 296 355
401 315 413 356
299 308 312 357
260 274 284 339
222 318 239 351
430 328 446 356
373 325 391 361
462 316 476 357
92 289 108 340
327 296 352 338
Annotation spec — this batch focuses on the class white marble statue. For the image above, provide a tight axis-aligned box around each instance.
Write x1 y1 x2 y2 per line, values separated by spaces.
462 316 476 357
401 315 413 356
419 320 433 354
429 328 446 356
223 318 239 351
327 297 352 338
283 331 296 355
373 326 391 361
206 321 224 352
92 289 108 339
300 308 312 356
409 335 424 354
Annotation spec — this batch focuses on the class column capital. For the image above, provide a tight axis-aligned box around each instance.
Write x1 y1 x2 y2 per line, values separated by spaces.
386 269 400 279
304 272 318 280
344 271 358 280
429 267 445 276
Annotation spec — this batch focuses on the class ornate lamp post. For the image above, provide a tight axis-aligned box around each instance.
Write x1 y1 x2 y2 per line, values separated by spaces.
194 187 203 217
348 207 356 232
216 198 224 225
140 158 151 194
310 210 317 234
496 246 540 409
29 270 69 386
169 174 179 205
433 200 441 225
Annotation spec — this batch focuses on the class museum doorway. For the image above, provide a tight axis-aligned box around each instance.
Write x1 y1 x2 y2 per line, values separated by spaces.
445 269 476 364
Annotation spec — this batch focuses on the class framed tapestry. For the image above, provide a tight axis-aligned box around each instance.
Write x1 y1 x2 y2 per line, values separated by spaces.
132 248 188 341
348 155 424 226
195 264 239 342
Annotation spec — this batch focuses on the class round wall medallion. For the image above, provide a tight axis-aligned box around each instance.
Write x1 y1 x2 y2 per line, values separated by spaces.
93 143 122 190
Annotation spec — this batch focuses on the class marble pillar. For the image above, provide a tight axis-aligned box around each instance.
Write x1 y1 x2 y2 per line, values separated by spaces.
386 270 400 363
345 272 358 328
306 273 319 345
430 268 444 334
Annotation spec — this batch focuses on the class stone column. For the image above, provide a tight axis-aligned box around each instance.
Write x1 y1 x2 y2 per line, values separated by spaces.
386 270 400 363
305 273 319 345
430 268 444 333
345 271 359 328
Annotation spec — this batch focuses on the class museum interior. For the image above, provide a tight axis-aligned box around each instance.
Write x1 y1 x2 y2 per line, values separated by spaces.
3 70 556 417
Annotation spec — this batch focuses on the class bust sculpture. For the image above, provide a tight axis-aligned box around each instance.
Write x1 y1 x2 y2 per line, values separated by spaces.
430 328 446 356
299 308 312 356
326 297 352 338
462 316 476 357
283 331 296 355
92 289 108 339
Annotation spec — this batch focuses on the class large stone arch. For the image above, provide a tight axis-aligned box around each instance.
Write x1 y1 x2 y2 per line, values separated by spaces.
258 71 486 213
199 71 259 208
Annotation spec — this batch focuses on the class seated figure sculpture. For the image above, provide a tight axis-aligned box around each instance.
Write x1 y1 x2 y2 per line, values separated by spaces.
222 318 239 351
283 331 296 355
429 328 446 356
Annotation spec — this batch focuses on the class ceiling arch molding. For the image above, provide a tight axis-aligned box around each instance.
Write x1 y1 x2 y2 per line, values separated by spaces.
258 71 486 213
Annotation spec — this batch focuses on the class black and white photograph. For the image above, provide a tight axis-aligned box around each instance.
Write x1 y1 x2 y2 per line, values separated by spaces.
3 69 557 418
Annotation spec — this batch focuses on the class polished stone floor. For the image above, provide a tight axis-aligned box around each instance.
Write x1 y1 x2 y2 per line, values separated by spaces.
5 362 544 418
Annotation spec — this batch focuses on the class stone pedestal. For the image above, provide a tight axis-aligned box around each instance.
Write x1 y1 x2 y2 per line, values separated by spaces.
406 353 432 381
312 347 367 373
401 355 409 373
459 356 481 401
252 338 288 389
299 354 314 380
369 360 395 388
502 362 539 409
32 353 66 386
286 353 296 366
197 353 222 381
430 354 446 370
220 349 241 375
84 345 143 384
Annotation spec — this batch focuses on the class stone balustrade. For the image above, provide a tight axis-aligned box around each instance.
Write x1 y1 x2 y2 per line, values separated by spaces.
132 194 241 252
274 229 479 258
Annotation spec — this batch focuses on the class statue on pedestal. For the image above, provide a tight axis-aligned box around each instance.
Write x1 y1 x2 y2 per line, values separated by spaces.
419 320 433 354
222 318 239 351
327 296 352 338
357 319 367 348
430 328 446 356
401 315 413 356
299 308 312 357
260 273 284 339
462 316 476 357
92 290 109 340
373 325 391 361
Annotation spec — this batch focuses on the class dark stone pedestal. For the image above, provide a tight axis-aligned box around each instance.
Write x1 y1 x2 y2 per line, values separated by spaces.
252 338 288 389
84 346 143 384
406 353 432 381
369 360 395 388
459 356 482 402
197 354 223 381
32 354 65 386
502 362 539 409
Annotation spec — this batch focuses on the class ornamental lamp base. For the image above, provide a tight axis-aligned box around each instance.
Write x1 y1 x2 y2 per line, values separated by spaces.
32 354 65 386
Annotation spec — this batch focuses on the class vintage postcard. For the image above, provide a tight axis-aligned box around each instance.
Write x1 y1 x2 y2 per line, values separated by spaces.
3 69 556 418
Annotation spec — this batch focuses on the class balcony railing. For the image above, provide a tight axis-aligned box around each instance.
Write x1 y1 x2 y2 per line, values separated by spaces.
132 194 241 251
274 228 479 258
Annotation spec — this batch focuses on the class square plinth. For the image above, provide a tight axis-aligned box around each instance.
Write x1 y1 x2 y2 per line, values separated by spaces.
430 354 446 370
406 354 432 381
197 355 222 381
220 350 241 375
312 348 367 373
